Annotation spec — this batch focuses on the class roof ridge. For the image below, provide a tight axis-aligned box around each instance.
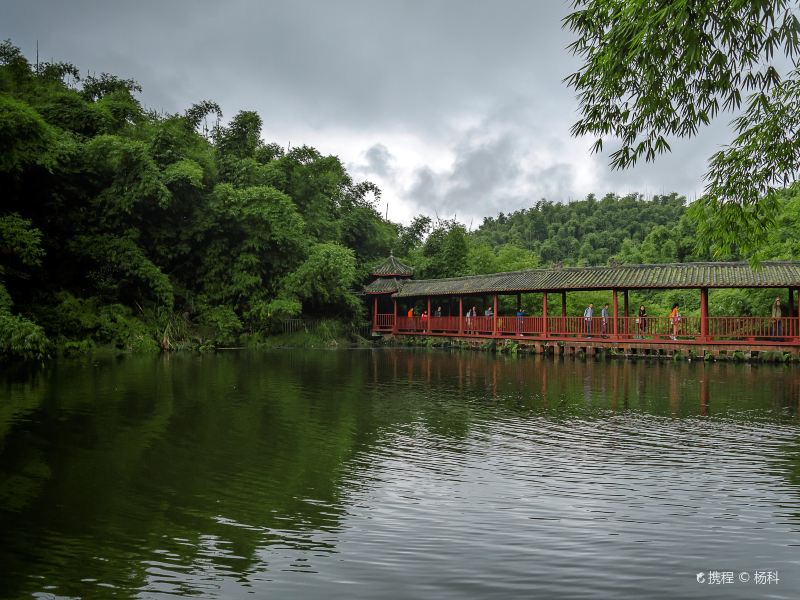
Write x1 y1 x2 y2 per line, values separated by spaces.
388 260 800 297
406 260 800 284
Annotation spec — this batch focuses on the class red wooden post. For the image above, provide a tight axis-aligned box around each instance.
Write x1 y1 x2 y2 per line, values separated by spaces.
700 287 709 341
459 297 463 335
542 292 549 336
493 294 498 336
561 291 567 333
623 290 629 335
392 298 398 334
612 289 618 337
427 297 431 333
796 287 800 339
372 295 378 330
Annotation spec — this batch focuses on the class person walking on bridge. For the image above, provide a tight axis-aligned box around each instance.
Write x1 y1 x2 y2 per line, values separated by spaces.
771 297 783 339
637 305 647 339
670 303 681 340
584 303 594 337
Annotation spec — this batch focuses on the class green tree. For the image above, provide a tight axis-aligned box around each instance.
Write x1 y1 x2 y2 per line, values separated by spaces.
0 213 48 359
417 220 469 279
563 1 800 259
282 243 361 318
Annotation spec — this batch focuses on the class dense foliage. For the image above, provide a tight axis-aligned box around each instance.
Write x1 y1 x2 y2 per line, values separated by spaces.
563 0 800 260
0 42 395 359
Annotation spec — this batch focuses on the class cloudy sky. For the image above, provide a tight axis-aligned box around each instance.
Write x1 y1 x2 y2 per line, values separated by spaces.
2 0 730 226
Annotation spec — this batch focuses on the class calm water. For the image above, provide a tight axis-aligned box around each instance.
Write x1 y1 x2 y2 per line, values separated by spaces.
1 350 799 599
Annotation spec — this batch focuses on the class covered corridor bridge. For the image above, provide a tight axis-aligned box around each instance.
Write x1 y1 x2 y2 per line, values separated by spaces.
365 256 800 349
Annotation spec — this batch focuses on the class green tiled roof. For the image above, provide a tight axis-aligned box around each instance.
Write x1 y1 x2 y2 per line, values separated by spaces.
372 254 413 277
384 262 800 298
364 277 402 294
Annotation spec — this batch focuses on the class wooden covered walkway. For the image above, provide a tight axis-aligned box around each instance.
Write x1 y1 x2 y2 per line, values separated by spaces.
365 257 800 350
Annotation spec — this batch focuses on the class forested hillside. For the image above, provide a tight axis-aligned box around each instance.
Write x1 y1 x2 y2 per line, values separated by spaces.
0 42 397 359
3 42 800 360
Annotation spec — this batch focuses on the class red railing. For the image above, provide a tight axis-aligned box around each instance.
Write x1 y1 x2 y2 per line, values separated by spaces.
375 314 395 330
375 314 800 344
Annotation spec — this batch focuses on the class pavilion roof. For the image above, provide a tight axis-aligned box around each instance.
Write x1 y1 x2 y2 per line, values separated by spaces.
387 261 800 298
364 277 402 294
371 253 413 277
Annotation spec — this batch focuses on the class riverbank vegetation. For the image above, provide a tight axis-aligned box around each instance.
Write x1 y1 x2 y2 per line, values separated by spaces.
2 41 800 361
0 42 394 359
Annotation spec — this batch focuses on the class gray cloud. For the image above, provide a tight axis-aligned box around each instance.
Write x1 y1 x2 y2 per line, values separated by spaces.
2 0 731 223
363 144 394 178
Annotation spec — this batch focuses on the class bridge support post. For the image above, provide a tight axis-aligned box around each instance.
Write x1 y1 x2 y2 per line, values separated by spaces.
612 289 618 338
700 287 709 341
623 290 629 336
561 291 567 334
427 297 431 333
543 292 549 337
459 297 463 335
493 294 498 336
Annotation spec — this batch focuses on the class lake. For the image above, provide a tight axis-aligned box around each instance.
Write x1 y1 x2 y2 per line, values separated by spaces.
1 349 799 599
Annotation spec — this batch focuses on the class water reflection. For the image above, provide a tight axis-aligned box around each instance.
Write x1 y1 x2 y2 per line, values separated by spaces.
0 350 799 599
370 350 800 420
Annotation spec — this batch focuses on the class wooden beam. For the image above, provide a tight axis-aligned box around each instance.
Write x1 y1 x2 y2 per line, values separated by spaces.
372 295 378 330
700 287 709 340
392 298 398 334
459 297 463 335
427 297 431 333
543 292 549 335
612 289 618 337
623 289 629 335
493 294 498 336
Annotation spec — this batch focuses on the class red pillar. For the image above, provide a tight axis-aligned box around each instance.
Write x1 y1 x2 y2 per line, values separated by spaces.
623 290 629 335
427 297 431 333
543 292 549 336
561 291 567 334
493 294 498 336
700 287 709 340
392 298 398 334
790 288 796 338
459 297 463 335
612 289 618 337
372 295 378 330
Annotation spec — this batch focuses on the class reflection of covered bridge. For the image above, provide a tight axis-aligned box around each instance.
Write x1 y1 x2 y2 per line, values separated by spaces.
365 254 800 353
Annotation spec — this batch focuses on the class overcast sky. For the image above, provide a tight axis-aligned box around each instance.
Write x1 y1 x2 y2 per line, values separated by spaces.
2 0 730 226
